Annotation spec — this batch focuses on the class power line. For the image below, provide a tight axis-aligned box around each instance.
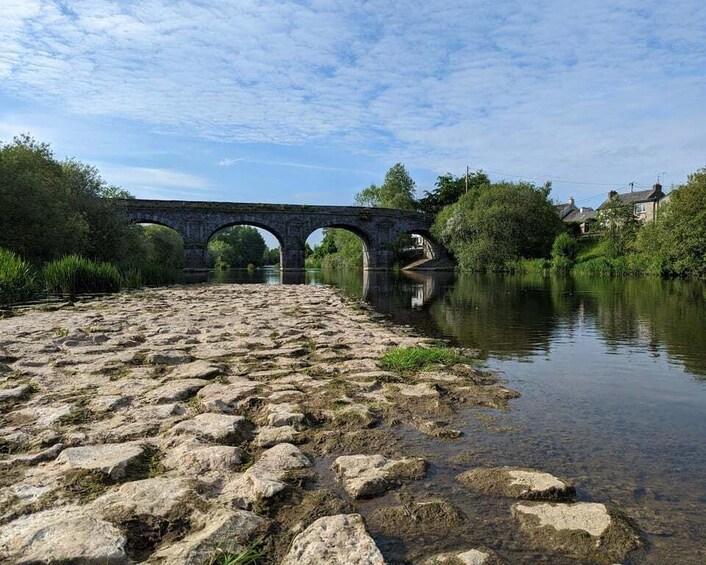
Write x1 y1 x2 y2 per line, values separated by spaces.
574 186 629 204
483 169 625 187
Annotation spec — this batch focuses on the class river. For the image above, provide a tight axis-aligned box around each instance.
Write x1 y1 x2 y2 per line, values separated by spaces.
193 267 706 564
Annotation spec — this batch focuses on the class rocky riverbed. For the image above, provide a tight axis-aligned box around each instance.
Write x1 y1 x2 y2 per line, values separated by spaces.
0 284 641 564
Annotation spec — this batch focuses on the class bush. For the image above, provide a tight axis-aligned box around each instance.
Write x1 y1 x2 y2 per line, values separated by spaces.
434 180 563 271
0 248 39 304
43 255 122 297
551 233 578 272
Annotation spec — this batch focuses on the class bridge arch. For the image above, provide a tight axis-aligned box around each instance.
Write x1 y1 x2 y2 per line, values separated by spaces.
400 228 446 262
206 221 285 248
304 224 375 271
125 216 184 239
206 221 284 269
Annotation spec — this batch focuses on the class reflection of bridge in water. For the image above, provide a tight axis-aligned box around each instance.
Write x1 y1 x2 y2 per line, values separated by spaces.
118 199 446 271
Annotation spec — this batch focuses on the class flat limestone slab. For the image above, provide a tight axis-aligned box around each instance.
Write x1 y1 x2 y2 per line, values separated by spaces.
280 514 385 565
91 477 195 520
148 508 266 564
224 443 311 506
56 442 145 479
167 360 223 380
0 384 32 403
333 454 428 499
512 502 641 563
146 379 209 403
168 413 249 444
457 467 575 501
0 506 127 564
422 547 503 565
254 425 300 447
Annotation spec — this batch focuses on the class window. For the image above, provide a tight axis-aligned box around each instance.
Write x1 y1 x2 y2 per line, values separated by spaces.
634 203 646 214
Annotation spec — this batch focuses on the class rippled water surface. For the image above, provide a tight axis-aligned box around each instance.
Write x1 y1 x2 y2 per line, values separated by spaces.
201 268 706 563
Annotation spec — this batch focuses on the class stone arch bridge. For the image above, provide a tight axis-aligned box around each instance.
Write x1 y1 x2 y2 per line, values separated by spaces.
117 199 444 271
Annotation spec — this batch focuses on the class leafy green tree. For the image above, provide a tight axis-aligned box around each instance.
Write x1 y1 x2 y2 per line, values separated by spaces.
597 198 640 258
207 239 231 269
321 229 365 270
142 225 184 269
0 136 87 261
433 181 563 271
207 226 267 268
637 168 706 277
263 247 280 265
0 135 147 264
355 163 417 210
418 170 489 215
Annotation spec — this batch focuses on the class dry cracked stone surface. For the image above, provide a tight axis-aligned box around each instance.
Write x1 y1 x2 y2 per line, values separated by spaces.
0 284 637 564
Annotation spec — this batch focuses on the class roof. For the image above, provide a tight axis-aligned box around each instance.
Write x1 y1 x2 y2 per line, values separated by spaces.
564 208 597 223
554 202 576 220
598 186 665 209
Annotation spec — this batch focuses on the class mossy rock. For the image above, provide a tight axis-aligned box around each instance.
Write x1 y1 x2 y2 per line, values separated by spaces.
512 501 641 563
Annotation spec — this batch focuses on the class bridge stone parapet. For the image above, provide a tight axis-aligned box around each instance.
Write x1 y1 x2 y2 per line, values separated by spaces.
116 199 444 271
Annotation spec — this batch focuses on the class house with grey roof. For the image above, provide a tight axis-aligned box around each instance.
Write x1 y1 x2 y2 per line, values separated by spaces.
598 182 667 223
554 197 597 234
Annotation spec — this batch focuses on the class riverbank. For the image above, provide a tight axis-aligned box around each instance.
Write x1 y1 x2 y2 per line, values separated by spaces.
1 284 640 563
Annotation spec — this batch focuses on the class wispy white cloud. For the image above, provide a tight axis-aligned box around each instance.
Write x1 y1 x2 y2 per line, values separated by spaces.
218 156 375 174
218 157 247 167
1 1 705 199
94 163 210 191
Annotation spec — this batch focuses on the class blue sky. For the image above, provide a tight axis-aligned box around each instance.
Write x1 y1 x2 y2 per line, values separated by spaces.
2 0 705 219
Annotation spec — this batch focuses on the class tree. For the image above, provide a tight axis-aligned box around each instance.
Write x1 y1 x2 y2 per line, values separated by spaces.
418 170 490 215
433 181 564 271
597 198 640 258
142 225 184 269
263 247 280 265
207 226 268 268
60 159 145 263
0 135 155 264
0 135 87 261
355 163 417 210
637 168 706 277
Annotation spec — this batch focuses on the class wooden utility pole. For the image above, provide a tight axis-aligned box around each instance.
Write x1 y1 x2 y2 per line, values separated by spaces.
465 165 469 194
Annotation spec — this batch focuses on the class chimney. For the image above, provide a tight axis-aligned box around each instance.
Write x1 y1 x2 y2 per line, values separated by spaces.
568 196 575 207
609 190 618 199
652 181 664 198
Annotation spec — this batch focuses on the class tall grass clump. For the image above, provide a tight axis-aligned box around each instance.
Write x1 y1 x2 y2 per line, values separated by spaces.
380 346 471 372
120 262 182 288
43 255 122 298
0 248 39 305
573 257 616 277
506 257 550 274
139 264 182 287
551 233 578 273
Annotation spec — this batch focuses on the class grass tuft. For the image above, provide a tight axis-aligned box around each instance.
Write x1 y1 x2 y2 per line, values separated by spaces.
206 542 265 565
0 248 39 305
379 346 471 372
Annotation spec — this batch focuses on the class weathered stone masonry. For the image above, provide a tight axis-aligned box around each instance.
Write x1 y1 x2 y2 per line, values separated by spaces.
117 199 444 271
